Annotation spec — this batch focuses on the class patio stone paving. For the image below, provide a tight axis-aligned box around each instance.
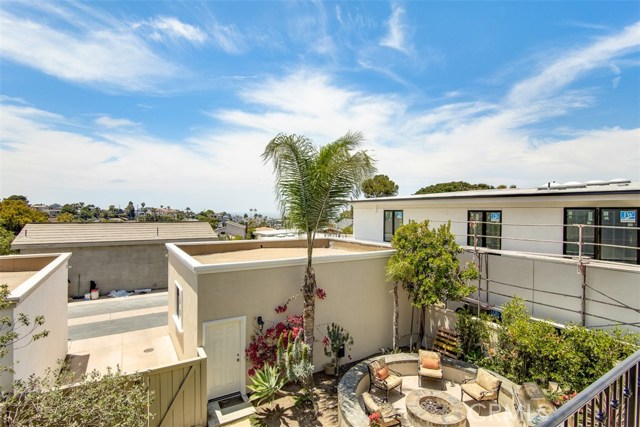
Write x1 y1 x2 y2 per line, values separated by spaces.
371 375 518 427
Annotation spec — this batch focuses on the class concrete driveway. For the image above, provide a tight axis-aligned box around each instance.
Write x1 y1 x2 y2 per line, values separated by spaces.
66 291 178 376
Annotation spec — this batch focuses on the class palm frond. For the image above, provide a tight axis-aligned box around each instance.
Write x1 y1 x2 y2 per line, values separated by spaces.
262 131 376 237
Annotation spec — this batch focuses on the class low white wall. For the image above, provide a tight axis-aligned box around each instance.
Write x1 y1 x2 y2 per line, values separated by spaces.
0 254 70 391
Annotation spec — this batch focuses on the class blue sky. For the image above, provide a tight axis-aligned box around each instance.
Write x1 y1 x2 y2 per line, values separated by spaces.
1 1 639 214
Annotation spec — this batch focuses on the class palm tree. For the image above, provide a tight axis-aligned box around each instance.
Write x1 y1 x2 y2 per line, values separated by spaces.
262 132 376 365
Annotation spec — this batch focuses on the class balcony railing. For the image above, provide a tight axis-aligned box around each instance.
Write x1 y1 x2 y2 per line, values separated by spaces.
538 348 639 427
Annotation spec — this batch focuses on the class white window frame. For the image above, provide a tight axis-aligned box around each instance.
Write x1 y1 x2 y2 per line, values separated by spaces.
173 281 184 332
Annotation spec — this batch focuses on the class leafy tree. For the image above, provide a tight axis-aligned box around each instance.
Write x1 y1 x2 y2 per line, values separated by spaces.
386 220 479 346
337 207 353 221
60 203 79 216
0 229 16 255
55 212 75 223
262 132 375 370
0 200 48 234
414 181 495 195
361 174 399 198
4 195 28 204
124 201 135 220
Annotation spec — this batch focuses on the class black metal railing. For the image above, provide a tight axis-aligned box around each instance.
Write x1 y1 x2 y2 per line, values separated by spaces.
539 348 639 427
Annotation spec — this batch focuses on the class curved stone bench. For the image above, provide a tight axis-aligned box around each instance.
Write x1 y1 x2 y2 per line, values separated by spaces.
337 353 480 427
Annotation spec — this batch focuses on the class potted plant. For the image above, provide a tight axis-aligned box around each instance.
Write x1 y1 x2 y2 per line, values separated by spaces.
322 323 354 376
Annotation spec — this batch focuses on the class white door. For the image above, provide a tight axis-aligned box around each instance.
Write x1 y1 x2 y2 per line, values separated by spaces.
204 318 245 400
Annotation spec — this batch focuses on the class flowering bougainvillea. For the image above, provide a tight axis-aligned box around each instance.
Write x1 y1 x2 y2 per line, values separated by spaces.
245 317 302 375
248 291 327 376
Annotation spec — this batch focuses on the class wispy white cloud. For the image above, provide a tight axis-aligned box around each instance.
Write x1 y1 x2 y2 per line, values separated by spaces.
380 3 413 55
508 21 640 105
134 16 207 44
0 9 178 92
208 22 245 54
94 116 139 129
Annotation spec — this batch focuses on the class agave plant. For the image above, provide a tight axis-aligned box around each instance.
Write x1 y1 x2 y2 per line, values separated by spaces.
247 365 286 407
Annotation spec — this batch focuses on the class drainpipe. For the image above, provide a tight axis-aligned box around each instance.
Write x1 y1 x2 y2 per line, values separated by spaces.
578 225 586 327
472 221 481 314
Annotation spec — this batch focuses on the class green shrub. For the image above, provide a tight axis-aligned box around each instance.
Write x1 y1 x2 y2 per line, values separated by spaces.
455 310 490 363
481 298 639 391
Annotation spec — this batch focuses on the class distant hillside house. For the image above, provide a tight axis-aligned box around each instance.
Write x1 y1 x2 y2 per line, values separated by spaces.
12 222 218 296
216 220 246 239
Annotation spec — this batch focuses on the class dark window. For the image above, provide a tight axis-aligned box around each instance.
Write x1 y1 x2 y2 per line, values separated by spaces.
563 207 639 265
383 210 403 242
599 208 638 264
564 208 596 258
467 211 502 249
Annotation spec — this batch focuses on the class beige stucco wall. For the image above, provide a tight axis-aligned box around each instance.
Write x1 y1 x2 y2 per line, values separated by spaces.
192 253 417 390
21 244 171 296
0 254 69 391
167 251 199 360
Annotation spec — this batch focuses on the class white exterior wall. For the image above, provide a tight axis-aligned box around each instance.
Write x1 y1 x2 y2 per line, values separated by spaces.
11 263 69 385
353 191 639 257
468 252 640 332
0 254 70 391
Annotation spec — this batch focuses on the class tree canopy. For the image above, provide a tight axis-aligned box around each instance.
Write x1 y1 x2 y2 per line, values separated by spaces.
414 181 494 195
386 220 479 344
0 200 48 234
361 174 399 198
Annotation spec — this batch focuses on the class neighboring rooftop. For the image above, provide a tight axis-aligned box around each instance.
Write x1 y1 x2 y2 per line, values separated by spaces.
12 222 217 249
351 180 640 203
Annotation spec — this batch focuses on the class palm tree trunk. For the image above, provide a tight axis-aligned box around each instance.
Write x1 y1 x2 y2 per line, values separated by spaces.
392 282 399 350
303 238 316 386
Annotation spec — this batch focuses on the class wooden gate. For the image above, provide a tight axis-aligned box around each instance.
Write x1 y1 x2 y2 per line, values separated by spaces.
146 347 207 427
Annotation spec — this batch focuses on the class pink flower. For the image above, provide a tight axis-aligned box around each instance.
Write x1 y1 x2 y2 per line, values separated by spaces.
316 288 327 300
248 368 256 376
275 305 288 314
322 336 330 347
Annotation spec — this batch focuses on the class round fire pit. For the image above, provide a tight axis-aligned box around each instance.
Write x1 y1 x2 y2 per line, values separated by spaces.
406 390 467 427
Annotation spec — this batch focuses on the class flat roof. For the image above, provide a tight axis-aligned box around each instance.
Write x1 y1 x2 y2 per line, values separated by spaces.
168 238 394 274
351 182 640 204
0 271 38 292
193 246 376 264
12 222 217 249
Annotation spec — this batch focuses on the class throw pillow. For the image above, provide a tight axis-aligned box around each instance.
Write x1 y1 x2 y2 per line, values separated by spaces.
422 358 440 370
376 367 389 380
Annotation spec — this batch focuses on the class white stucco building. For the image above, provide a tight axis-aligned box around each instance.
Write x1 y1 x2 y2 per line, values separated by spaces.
351 181 640 332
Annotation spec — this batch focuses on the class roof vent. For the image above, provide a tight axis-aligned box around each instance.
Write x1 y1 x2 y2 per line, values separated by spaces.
562 181 586 189
537 181 566 190
609 178 631 185
585 180 608 186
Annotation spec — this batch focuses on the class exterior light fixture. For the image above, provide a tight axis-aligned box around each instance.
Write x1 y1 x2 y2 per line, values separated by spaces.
257 316 264 332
